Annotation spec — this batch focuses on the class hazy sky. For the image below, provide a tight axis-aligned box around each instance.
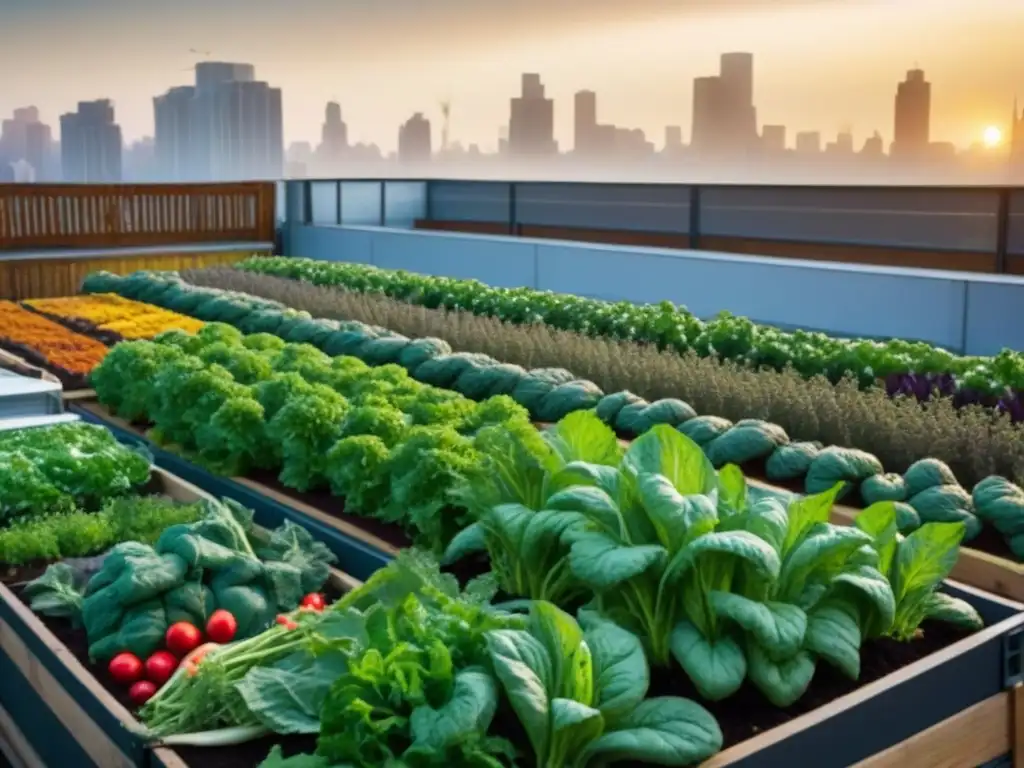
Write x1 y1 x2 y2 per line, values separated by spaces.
0 0 1021 152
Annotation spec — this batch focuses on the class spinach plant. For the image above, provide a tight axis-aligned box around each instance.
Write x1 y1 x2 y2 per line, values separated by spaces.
852 508 984 640
444 412 623 603
546 426 898 707
486 601 722 768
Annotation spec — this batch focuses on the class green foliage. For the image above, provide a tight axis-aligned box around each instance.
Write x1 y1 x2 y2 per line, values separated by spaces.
236 257 1024 394
0 422 151 524
27 498 335 662
0 495 205 566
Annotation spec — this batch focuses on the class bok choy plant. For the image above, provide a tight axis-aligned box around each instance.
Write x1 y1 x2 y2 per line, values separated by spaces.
443 412 624 603
542 421 899 707
486 601 722 767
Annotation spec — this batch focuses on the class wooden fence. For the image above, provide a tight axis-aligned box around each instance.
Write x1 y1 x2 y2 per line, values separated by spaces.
0 182 277 251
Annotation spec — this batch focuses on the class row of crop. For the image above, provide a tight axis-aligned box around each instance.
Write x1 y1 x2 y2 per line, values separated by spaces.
90 322 541 553
36 369 985 766
0 294 205 387
82 269 1024 560
236 255 1024 400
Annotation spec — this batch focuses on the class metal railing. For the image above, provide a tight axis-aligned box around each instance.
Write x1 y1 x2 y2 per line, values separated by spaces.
286 179 1024 273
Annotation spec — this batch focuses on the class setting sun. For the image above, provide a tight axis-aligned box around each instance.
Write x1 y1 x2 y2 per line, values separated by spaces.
983 125 1003 147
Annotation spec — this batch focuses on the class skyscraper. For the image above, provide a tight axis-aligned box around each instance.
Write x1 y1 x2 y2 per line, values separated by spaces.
664 125 683 152
892 68 930 159
398 113 432 164
320 102 348 163
154 63 283 181
0 107 55 180
60 100 122 182
574 90 597 154
509 73 556 157
153 86 195 180
795 131 821 154
691 76 723 152
761 124 786 153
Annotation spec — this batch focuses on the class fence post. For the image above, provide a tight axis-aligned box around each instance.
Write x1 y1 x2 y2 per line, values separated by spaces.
508 182 518 235
380 181 387 227
689 184 702 250
335 180 343 226
995 188 1010 274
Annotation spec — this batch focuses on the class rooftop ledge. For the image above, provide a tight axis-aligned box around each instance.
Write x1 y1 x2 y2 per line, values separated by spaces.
312 223 1024 287
0 241 274 263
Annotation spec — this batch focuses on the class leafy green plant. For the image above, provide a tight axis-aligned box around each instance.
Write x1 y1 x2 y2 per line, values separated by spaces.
534 415 898 706
486 601 722 767
444 411 624 604
852 507 984 640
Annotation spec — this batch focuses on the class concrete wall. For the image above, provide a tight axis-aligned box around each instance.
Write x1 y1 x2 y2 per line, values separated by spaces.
285 223 1024 355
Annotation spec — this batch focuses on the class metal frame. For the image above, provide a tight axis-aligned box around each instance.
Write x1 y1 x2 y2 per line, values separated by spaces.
292 178 1022 272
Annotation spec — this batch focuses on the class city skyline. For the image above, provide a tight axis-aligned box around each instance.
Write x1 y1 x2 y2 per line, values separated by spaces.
1 0 1022 153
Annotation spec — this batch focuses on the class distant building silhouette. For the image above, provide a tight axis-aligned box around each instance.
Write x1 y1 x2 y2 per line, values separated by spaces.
0 107 55 180
795 131 821 154
398 112 432 164
862 131 885 158
761 124 786 152
154 62 283 181
664 125 683 152
574 90 597 154
892 68 930 159
826 131 854 156
509 74 556 156
60 100 122 182
153 86 195 180
319 102 348 167
692 53 757 155
0 162 14 182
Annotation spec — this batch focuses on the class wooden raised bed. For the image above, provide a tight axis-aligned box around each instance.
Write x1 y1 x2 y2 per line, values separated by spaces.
66 579 1024 768
0 465 362 768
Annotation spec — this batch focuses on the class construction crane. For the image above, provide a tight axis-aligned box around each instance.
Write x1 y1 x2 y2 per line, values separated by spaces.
439 100 452 152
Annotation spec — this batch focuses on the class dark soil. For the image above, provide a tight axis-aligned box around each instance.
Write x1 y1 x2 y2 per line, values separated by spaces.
648 619 974 750
1 560 52 586
245 470 411 550
0 339 92 391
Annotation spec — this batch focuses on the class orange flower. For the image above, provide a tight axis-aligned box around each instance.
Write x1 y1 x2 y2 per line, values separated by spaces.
23 295 204 340
0 302 108 375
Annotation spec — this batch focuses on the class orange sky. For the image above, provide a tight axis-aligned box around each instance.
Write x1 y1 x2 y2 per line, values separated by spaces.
0 0 1020 151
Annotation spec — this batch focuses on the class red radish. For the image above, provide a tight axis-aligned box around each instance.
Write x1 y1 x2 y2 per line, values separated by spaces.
144 651 177 686
180 642 219 677
275 614 298 630
300 593 325 611
205 610 238 644
108 653 144 684
129 680 157 706
165 622 203 656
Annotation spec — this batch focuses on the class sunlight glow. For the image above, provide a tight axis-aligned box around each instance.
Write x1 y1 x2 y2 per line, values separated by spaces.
983 125 1003 147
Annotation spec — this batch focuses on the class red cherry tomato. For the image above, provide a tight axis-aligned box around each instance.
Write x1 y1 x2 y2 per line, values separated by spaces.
108 652 144 684
165 622 203 656
129 680 157 706
300 593 325 611
144 651 177 686
205 610 238 644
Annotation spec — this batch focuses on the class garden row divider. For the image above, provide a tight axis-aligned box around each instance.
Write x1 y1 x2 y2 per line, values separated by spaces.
0 463 363 768
70 402 394 582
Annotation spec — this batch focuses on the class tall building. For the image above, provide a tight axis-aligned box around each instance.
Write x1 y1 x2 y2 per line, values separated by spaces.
398 112 432 164
892 68 930 159
509 73 556 157
154 62 283 181
319 102 348 165
574 90 597 154
153 86 195 180
761 124 786 152
691 53 757 155
0 107 55 180
861 131 885 158
60 100 122 182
